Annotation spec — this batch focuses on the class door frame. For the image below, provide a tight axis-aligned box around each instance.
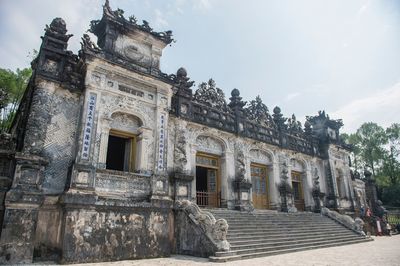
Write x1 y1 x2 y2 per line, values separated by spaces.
291 170 305 211
107 129 137 172
251 162 270 209
195 152 221 207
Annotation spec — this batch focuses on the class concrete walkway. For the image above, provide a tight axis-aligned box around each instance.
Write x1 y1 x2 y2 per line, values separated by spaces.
37 235 400 266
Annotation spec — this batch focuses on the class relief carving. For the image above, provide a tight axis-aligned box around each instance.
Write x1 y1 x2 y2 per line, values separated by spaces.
174 128 187 173
110 112 142 133
95 171 151 198
176 200 230 251
321 207 365 236
249 149 271 164
196 135 223 155
122 42 152 67
236 148 246 181
286 114 303 135
244 96 275 128
193 79 228 111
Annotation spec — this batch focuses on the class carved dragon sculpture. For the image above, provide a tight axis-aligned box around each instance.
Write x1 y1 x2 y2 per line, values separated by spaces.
176 200 230 251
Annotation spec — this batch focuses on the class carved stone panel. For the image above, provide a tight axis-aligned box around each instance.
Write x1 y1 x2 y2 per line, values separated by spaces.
95 171 151 199
249 149 272 165
196 135 224 155
113 35 160 69
110 112 142 133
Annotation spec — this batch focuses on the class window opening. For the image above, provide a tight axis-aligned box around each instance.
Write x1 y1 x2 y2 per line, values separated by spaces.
106 130 136 172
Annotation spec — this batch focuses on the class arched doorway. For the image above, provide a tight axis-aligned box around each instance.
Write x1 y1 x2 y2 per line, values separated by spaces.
291 171 304 211
105 112 143 172
251 163 269 209
195 135 224 208
249 149 273 210
196 153 220 207
291 159 306 211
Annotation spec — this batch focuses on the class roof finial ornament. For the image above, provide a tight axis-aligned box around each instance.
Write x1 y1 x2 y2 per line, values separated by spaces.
103 0 114 17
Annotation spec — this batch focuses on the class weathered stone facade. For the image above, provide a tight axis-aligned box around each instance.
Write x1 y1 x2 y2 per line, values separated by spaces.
0 1 366 264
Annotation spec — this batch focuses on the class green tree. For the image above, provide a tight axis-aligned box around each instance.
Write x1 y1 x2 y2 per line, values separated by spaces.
340 132 363 173
0 67 32 132
343 122 400 206
355 122 387 176
380 123 400 185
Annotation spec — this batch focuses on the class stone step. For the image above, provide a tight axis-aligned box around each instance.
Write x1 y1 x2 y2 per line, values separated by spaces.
217 213 325 216
208 209 369 262
215 236 368 257
211 212 321 217
222 217 333 221
227 222 338 228
227 225 345 234
228 225 341 233
228 231 356 245
215 216 332 222
227 227 350 238
209 239 370 262
229 234 363 250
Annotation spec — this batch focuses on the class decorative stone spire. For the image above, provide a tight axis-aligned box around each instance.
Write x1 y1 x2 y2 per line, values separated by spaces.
272 106 287 130
304 120 312 136
228 88 246 109
174 67 194 99
43 17 73 49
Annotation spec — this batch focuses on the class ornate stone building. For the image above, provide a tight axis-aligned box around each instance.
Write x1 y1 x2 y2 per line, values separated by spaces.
0 1 366 264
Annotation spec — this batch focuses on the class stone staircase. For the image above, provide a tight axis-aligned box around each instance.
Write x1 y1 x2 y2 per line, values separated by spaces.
207 209 370 262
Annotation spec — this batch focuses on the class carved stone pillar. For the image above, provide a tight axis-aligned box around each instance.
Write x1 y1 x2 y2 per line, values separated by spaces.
136 127 152 172
304 167 313 211
269 160 280 210
189 146 197 202
221 151 234 208
97 125 111 169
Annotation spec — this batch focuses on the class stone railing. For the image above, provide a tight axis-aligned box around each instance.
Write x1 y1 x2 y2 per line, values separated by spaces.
175 200 230 257
171 93 322 158
321 207 366 236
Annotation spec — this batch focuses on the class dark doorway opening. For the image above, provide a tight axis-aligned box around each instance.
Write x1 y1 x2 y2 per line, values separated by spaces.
106 135 126 171
196 166 208 192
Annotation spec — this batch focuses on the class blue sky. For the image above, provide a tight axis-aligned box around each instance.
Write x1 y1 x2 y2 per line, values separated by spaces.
0 0 399 133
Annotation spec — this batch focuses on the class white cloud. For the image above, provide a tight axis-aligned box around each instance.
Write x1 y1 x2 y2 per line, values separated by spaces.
193 0 212 10
332 81 400 133
357 0 371 17
154 9 169 28
285 92 300 102
174 0 186 14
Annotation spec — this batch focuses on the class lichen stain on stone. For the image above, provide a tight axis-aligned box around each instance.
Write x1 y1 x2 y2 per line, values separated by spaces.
62 209 173 262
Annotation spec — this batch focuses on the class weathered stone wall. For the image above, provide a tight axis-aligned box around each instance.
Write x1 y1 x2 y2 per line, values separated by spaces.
61 207 173 263
34 197 63 261
22 80 81 194
0 207 38 264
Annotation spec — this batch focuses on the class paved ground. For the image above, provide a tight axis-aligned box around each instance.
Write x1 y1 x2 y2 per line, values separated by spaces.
35 235 400 266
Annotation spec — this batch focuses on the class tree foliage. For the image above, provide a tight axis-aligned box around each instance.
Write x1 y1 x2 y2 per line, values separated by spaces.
0 67 32 132
343 122 400 206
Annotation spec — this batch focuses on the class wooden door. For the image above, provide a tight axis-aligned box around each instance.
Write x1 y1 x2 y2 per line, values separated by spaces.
292 171 305 211
251 164 269 209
